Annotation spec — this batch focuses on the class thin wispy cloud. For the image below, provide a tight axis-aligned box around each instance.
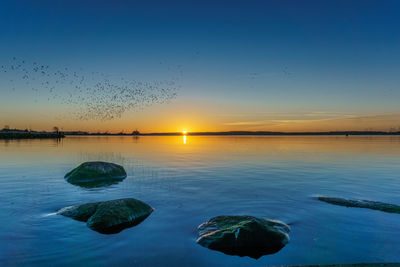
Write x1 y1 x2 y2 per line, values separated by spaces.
223 113 400 131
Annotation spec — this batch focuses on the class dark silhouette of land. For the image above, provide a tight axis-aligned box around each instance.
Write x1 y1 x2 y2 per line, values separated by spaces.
0 128 65 139
3 127 400 139
139 131 400 136
64 130 400 136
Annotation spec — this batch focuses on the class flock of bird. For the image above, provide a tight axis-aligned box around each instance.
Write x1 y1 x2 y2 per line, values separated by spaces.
1 57 181 120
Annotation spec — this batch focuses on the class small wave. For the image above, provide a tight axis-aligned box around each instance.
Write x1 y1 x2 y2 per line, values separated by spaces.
41 212 58 217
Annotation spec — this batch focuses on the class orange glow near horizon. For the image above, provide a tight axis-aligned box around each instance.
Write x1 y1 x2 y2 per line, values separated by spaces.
2 101 400 133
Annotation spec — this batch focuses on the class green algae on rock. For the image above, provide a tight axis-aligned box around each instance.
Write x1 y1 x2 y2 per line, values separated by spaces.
196 215 290 259
64 161 127 187
318 196 400 214
286 263 398 267
58 198 153 234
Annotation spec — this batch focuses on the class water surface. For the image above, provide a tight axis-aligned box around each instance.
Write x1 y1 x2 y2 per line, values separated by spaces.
1 136 400 266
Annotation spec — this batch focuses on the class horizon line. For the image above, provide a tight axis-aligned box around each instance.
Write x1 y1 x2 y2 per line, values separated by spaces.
3 128 400 136
67 130 400 136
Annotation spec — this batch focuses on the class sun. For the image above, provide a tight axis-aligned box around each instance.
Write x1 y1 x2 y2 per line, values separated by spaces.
182 130 187 135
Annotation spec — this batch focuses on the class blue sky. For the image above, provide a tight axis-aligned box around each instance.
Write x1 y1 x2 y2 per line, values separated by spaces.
1 0 399 132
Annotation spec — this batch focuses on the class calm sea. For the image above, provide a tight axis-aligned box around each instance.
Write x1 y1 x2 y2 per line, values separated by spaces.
0 136 399 266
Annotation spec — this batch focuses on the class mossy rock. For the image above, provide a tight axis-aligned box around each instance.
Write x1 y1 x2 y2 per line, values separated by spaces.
318 196 400 214
197 215 290 259
58 198 153 234
64 161 127 188
286 264 398 267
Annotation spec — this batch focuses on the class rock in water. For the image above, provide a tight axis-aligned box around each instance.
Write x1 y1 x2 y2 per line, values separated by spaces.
58 198 153 234
64 161 127 188
318 196 400 214
196 215 290 259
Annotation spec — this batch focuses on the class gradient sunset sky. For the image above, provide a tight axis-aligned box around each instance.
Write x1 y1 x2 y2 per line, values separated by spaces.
1 0 400 133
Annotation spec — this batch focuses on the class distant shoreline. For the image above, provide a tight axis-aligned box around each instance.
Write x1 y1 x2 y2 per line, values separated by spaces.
0 130 65 139
64 131 400 136
2 129 400 139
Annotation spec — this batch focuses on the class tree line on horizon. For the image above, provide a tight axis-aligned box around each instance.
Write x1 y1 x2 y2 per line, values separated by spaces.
2 125 400 136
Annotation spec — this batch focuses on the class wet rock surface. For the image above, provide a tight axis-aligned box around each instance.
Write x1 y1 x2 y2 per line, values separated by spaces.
318 196 400 214
58 198 153 234
196 215 290 259
287 264 398 267
64 161 127 188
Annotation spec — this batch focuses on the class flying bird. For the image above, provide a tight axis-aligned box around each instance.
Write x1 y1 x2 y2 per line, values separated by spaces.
1 57 182 121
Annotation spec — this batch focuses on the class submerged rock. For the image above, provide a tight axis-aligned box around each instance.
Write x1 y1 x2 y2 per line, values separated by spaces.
58 198 153 234
196 215 290 259
318 196 400 214
286 264 398 267
64 161 127 188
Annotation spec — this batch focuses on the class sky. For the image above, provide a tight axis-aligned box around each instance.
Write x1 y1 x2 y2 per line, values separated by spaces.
1 0 399 133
